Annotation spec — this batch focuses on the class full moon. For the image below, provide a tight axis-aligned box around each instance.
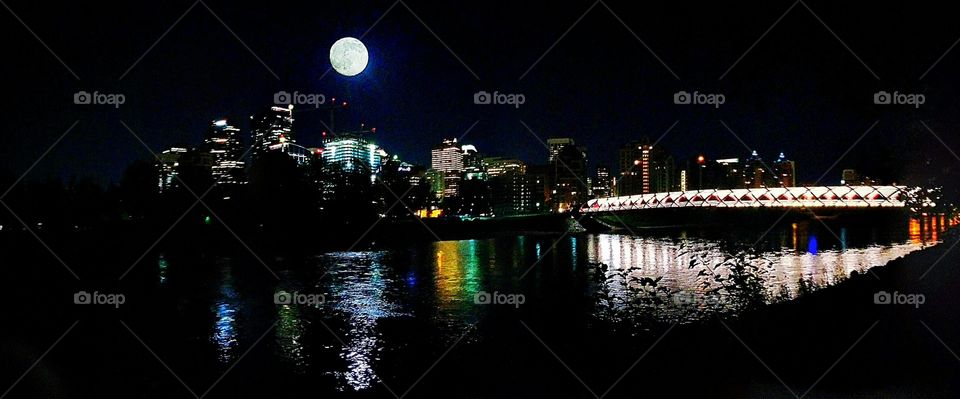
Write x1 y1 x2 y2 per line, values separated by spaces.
329 37 369 77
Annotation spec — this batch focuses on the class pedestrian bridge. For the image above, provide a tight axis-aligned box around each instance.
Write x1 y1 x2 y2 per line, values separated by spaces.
581 186 907 213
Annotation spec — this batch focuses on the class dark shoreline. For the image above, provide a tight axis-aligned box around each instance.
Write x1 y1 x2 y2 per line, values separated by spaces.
635 227 960 397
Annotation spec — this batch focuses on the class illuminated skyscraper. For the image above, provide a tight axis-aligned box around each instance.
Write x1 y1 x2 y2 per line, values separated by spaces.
773 152 796 187
461 144 484 179
484 157 525 178
250 105 294 157
592 165 612 198
431 138 464 198
431 138 463 172
617 138 673 195
484 157 542 216
742 150 767 188
204 119 245 185
322 131 385 175
157 146 188 192
547 138 575 162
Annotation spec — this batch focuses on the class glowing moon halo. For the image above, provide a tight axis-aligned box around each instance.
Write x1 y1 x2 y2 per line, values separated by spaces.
329 37 369 77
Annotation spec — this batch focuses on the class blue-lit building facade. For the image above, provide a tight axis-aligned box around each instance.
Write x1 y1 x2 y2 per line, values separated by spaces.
321 131 385 177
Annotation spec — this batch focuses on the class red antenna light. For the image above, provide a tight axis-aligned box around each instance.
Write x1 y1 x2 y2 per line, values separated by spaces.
371 127 377 133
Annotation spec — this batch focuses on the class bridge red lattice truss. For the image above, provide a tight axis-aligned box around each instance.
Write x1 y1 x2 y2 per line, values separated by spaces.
581 186 907 213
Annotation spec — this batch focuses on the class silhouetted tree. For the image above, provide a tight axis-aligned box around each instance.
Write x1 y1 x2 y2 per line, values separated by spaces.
118 160 159 221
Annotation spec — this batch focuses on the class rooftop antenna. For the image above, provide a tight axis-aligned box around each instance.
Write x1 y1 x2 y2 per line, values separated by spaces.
319 97 349 135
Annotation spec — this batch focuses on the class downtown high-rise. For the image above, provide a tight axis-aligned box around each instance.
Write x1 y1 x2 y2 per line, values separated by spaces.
204 119 245 185
322 131 385 175
250 105 295 156
617 138 673 195
431 138 464 198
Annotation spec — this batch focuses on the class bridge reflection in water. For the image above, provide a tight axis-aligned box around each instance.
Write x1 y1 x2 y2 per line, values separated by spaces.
587 214 952 324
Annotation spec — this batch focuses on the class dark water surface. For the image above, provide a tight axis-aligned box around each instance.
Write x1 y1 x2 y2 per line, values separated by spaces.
0 217 952 398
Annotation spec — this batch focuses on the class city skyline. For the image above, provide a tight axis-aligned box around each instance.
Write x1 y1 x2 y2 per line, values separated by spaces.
3 1 958 192
4 2 960 398
81 99 821 186
152 103 815 188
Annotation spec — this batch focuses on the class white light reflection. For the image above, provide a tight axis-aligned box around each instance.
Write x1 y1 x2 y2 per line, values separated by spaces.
322 252 403 392
211 260 239 363
588 231 937 323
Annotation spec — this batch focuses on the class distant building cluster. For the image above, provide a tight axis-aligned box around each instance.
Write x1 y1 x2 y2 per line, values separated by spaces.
155 104 390 200
422 137 595 216
600 140 800 199
156 107 885 218
670 150 798 193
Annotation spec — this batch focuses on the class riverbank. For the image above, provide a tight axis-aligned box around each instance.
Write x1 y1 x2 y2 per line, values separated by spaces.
585 227 960 398
709 226 960 397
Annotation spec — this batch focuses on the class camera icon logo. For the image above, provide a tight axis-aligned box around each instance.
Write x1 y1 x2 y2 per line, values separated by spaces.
873 291 892 305
74 291 92 304
673 91 691 105
474 291 492 305
274 91 292 105
873 91 891 105
274 290 293 305
672 291 695 305
473 91 492 105
74 91 92 105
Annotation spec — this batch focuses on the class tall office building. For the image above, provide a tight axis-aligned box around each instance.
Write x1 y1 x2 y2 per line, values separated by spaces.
461 144 484 179
456 144 490 214
617 139 673 195
204 119 245 185
431 138 464 172
157 147 188 192
484 157 524 177
773 152 796 187
547 138 576 163
486 157 524 215
322 131 385 175
431 138 465 198
250 105 295 157
742 150 768 188
551 144 588 212
592 165 613 198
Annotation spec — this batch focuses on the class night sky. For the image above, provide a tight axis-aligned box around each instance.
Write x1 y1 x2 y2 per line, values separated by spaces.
2 0 959 186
